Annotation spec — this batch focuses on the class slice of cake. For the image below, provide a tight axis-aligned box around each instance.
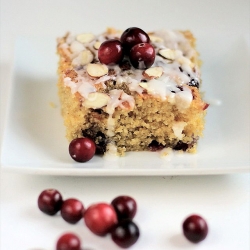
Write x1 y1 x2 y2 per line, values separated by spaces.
57 27 208 156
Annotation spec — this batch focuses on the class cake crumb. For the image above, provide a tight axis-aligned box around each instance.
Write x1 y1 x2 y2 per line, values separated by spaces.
160 147 173 158
49 102 57 108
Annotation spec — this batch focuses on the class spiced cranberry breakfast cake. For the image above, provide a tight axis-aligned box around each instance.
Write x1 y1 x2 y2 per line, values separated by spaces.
57 27 208 158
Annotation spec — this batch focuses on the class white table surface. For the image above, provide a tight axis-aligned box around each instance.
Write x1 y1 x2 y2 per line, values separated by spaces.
1 1 250 250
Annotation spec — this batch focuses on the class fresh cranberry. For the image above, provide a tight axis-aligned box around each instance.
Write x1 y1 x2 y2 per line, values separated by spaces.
38 189 63 215
69 138 96 162
182 214 208 243
61 198 84 224
56 233 81 250
121 27 150 53
129 43 155 69
84 203 118 236
111 219 140 248
111 195 137 221
98 39 124 65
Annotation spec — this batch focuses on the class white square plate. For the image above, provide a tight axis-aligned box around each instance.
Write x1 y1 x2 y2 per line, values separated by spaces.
1 34 249 176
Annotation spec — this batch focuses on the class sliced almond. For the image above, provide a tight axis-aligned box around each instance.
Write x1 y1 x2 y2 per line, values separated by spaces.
177 56 194 68
70 40 85 53
159 48 176 60
81 50 94 65
76 33 95 44
93 41 102 50
106 27 122 36
149 35 164 43
143 67 163 79
83 92 111 109
106 27 117 34
139 82 149 90
72 50 94 66
86 63 109 77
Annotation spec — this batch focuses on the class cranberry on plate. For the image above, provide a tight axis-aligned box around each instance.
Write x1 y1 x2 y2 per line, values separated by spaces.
69 137 96 163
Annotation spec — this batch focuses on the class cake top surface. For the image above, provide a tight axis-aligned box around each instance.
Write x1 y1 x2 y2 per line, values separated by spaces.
57 27 201 112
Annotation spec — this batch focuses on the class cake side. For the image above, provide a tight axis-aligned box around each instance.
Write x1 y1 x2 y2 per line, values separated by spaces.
56 28 208 155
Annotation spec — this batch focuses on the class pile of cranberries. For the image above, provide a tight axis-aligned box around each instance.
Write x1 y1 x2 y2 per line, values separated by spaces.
98 27 155 70
38 189 139 249
38 189 209 249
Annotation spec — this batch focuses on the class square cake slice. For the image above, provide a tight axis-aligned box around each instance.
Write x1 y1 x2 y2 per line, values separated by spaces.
57 27 208 156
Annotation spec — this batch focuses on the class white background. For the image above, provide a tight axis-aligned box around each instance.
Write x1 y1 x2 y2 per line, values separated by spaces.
1 0 250 250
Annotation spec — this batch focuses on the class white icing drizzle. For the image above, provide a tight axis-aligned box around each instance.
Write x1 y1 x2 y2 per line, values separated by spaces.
175 86 193 110
95 75 112 85
172 121 187 139
64 77 78 94
63 74 97 98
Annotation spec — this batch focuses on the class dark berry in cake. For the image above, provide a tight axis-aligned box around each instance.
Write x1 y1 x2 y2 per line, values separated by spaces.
148 140 164 151
121 27 150 53
98 39 124 65
188 78 200 88
173 141 189 151
129 43 155 69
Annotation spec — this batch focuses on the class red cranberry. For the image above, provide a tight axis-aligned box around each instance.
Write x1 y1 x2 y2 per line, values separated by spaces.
69 138 96 162
182 214 208 243
38 189 63 215
98 39 124 65
84 203 118 236
56 233 81 250
129 43 155 69
121 27 150 53
111 219 140 248
61 198 84 224
111 195 137 221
